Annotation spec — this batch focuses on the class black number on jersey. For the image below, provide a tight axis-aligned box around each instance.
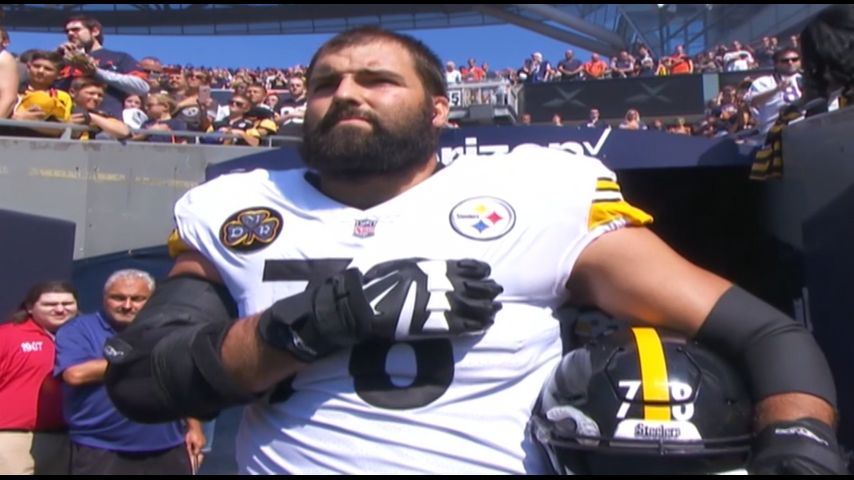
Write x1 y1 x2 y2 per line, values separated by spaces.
349 339 454 409
263 259 455 409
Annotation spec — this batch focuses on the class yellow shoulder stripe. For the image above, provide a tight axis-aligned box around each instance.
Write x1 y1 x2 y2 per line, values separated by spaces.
167 229 194 258
596 179 621 192
588 200 653 230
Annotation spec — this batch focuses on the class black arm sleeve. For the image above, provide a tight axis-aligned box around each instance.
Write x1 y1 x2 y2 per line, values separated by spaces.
695 285 837 409
104 275 253 423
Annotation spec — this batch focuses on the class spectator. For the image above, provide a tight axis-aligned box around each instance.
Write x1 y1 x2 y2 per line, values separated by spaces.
0 28 17 118
557 49 584 81
584 107 609 129
121 94 148 129
696 51 720 73
173 69 216 132
671 117 693 135
137 56 165 93
756 36 779 68
54 270 204 475
723 41 754 72
279 76 307 131
744 47 803 134
444 61 462 85
57 15 149 118
245 83 268 108
611 50 636 78
669 45 693 75
789 34 800 51
135 93 187 143
516 58 534 83
519 112 532 125
618 108 647 130
11 50 72 137
461 58 485 83
582 53 609 80
551 113 563 126
481 62 499 81
529 52 553 82
636 46 656 77
263 93 280 112
165 67 187 97
209 94 257 146
0 281 78 475
651 118 665 131
68 77 131 140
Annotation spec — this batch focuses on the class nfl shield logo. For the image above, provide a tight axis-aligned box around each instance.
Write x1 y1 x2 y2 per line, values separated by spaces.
353 218 378 238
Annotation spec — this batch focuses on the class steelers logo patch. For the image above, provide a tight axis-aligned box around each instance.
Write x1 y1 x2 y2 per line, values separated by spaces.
220 207 283 252
449 197 516 241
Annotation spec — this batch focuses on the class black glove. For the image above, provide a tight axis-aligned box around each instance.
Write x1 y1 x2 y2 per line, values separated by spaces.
748 418 850 474
258 258 503 362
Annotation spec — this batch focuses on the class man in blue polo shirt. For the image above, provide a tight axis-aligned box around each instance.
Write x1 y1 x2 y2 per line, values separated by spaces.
55 269 204 475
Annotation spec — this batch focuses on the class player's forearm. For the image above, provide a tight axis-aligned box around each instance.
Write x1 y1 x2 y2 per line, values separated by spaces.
221 314 307 393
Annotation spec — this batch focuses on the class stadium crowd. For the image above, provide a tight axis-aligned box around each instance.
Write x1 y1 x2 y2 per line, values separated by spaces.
0 15 812 144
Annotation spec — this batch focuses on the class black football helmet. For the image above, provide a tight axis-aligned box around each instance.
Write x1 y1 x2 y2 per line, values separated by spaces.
532 326 753 475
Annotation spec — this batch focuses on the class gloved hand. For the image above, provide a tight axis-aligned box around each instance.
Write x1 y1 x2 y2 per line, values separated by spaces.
258 258 503 362
748 417 850 474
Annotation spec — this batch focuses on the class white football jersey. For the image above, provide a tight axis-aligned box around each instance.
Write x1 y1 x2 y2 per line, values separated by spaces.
171 145 652 474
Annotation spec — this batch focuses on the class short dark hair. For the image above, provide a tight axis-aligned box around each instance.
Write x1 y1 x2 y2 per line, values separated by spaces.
28 49 63 67
306 26 447 98
65 14 104 45
10 281 78 323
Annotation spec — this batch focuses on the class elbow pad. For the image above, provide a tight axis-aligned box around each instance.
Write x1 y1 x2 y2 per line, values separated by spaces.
104 275 252 423
695 285 837 409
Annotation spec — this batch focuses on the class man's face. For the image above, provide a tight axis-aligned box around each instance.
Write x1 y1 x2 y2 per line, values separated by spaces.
590 109 600 120
29 292 78 333
300 40 447 179
246 86 266 104
168 72 186 91
288 79 306 98
776 52 801 75
138 59 163 89
103 277 151 327
74 85 104 110
27 59 60 88
65 21 97 50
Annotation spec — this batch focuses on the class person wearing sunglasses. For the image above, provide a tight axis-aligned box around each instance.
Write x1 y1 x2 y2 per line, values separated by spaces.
173 70 217 133
206 95 258 146
745 46 803 134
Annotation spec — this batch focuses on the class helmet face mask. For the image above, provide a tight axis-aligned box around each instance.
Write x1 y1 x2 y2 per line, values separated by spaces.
533 327 753 475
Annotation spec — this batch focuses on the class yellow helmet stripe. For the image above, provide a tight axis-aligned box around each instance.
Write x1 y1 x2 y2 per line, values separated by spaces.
632 327 671 420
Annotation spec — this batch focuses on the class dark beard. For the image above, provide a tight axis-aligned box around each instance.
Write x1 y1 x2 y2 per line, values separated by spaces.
299 101 438 179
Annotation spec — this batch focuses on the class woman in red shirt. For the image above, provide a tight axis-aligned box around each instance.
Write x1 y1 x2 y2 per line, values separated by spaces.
0 281 78 474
